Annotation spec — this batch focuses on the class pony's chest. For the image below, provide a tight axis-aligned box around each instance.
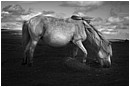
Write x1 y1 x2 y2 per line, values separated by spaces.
43 30 72 47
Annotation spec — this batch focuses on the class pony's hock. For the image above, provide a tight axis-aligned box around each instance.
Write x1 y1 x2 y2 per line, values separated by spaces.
22 15 112 68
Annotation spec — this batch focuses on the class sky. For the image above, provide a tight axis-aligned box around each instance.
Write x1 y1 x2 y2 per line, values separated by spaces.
1 1 129 18
1 1 129 40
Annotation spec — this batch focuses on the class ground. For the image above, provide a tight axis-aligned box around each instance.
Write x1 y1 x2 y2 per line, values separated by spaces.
1 30 129 86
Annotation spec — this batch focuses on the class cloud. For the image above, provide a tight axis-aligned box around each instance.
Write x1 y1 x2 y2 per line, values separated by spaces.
109 7 129 18
110 8 118 17
104 1 129 6
60 1 104 7
1 11 10 14
101 29 118 35
21 12 42 20
2 4 26 15
1 22 22 30
60 1 129 40
73 6 97 14
108 17 122 23
107 16 129 29
105 5 129 30
91 13 129 37
1 11 10 18
2 15 22 22
1 4 25 22
60 1 104 14
124 16 129 20
17 1 37 4
1 4 41 29
42 10 55 15
1 4 36 22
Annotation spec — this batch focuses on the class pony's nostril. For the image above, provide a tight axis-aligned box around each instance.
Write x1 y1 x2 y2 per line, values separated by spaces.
100 59 111 68
103 60 111 68
103 63 111 68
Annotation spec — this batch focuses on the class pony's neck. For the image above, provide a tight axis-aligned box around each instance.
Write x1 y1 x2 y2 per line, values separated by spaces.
83 21 109 53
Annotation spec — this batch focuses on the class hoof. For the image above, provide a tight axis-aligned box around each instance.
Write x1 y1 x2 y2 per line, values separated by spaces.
21 62 27 65
82 59 86 63
28 63 33 67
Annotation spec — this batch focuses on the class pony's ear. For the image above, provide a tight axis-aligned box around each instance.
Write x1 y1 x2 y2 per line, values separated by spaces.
71 15 82 20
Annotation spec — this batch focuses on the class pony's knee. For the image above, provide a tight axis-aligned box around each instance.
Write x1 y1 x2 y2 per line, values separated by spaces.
32 41 38 45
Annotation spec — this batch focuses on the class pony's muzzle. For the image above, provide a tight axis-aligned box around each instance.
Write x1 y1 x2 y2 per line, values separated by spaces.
99 58 111 68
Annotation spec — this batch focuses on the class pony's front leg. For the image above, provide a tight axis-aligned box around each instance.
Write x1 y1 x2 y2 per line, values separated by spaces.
74 40 88 63
72 47 79 58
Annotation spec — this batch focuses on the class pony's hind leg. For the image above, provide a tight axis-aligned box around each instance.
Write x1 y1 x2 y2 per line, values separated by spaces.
74 40 88 63
28 40 39 66
22 39 38 66
22 41 31 65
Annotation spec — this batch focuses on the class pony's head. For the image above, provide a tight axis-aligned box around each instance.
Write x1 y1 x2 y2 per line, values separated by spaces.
82 20 112 68
97 42 112 68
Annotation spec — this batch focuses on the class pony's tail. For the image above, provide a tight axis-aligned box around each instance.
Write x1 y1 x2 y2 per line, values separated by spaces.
22 21 30 50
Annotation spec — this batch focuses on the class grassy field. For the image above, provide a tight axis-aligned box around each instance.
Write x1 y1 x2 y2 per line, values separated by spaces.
1 30 129 86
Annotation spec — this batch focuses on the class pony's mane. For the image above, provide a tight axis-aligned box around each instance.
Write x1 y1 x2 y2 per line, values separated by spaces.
84 23 111 54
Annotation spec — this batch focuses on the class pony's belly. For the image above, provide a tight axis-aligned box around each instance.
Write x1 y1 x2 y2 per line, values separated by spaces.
44 33 71 47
